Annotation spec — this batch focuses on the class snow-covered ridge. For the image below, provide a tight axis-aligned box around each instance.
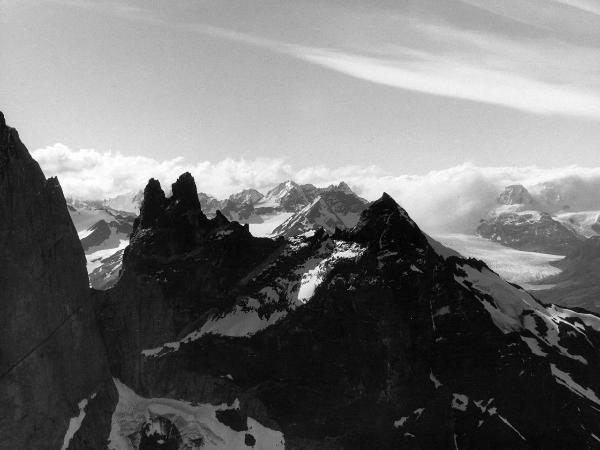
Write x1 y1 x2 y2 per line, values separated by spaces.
142 236 365 358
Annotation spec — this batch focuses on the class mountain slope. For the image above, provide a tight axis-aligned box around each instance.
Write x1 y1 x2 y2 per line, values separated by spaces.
534 237 600 313
96 174 600 448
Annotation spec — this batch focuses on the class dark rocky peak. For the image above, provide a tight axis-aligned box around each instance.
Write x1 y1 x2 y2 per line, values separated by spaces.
350 192 429 252
497 184 534 205
0 112 37 170
137 178 166 230
170 172 201 210
212 209 230 227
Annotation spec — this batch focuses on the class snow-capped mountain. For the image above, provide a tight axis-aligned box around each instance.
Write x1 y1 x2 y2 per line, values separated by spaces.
272 189 368 237
67 200 135 289
477 184 583 254
199 180 367 236
103 191 143 213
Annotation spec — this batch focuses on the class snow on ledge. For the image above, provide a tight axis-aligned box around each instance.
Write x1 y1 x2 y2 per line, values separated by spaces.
551 364 600 406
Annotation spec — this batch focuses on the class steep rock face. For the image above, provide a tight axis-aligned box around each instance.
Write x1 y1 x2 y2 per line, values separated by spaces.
103 187 600 448
0 113 115 449
477 185 582 254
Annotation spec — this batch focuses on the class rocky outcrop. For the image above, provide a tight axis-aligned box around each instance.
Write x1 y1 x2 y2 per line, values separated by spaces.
0 112 115 449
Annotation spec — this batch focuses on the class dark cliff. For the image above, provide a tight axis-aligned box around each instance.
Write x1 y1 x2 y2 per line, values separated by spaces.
0 113 116 450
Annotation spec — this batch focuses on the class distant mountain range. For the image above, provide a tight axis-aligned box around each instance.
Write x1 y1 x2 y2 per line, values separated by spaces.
69 181 369 289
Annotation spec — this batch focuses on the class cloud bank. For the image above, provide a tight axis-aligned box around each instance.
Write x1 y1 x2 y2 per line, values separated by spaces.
34 143 600 234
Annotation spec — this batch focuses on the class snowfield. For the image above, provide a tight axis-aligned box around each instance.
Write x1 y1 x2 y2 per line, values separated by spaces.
108 379 285 450
433 233 563 289
248 212 295 237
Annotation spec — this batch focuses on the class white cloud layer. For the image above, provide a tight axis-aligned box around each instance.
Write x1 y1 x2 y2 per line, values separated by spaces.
34 143 600 234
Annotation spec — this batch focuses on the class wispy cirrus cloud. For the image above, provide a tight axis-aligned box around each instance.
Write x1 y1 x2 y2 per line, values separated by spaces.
184 19 600 120
550 0 600 17
43 0 600 120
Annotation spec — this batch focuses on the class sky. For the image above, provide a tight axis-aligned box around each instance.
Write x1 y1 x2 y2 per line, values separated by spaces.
1 0 600 231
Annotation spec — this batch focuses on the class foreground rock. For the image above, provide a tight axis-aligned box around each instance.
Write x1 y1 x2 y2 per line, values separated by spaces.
0 112 116 449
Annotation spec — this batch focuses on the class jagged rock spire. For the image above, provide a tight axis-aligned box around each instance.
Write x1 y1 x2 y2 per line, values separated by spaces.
138 178 166 229
171 172 201 210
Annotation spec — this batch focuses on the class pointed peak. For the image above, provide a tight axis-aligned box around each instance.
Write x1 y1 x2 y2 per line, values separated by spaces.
379 192 396 204
351 192 426 251
0 111 5 128
213 210 230 227
137 178 166 229
171 172 201 210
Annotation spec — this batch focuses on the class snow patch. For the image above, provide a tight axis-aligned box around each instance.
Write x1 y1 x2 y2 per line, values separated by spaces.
61 391 97 450
520 336 547 357
296 241 364 303
551 364 600 406
429 371 442 389
451 393 469 412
